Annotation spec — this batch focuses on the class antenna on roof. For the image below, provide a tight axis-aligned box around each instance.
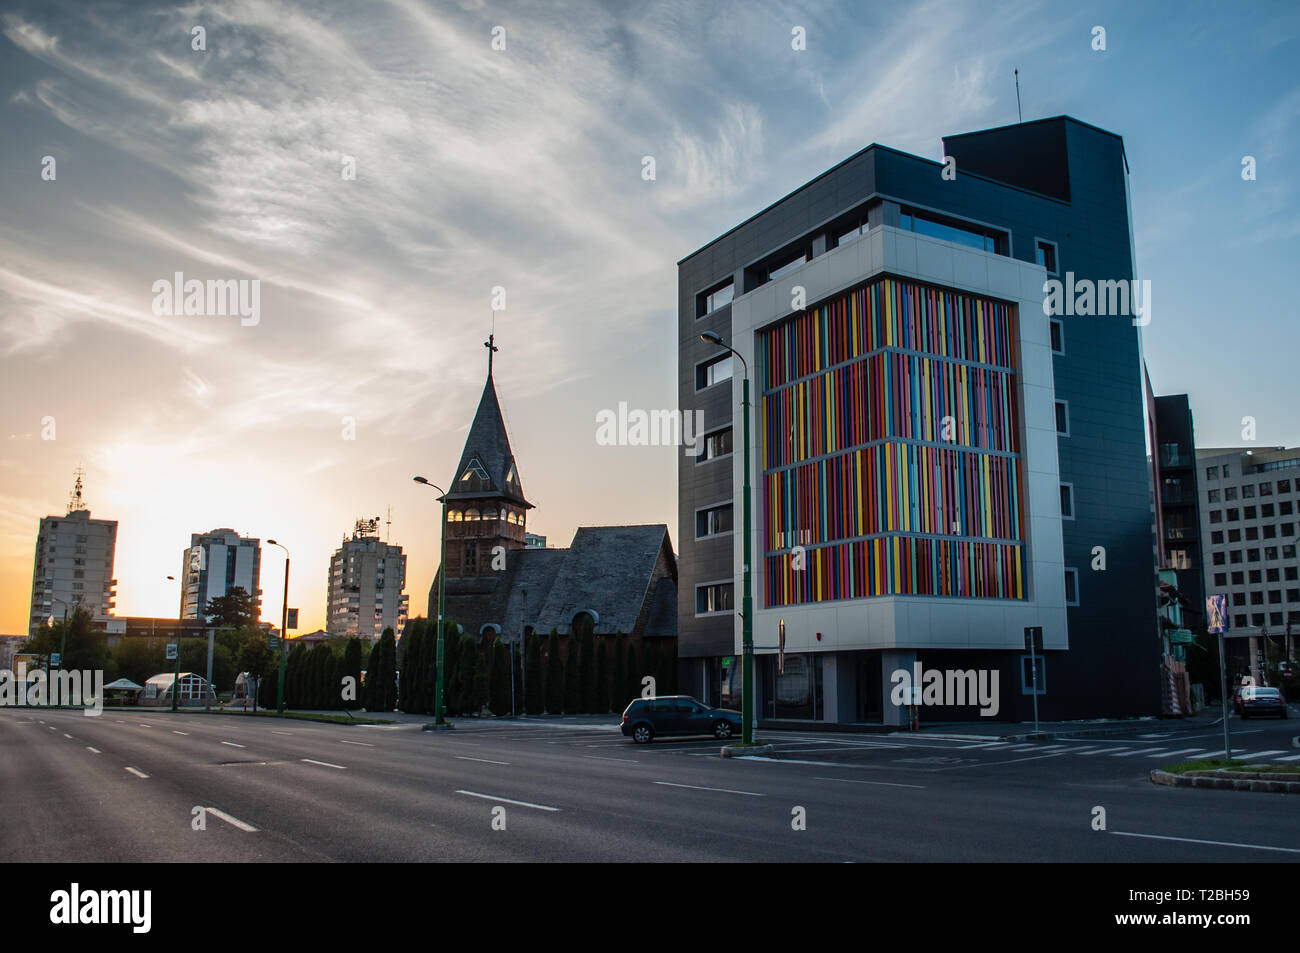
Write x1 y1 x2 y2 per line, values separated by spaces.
67 464 86 515
1014 68 1022 124
385 504 392 543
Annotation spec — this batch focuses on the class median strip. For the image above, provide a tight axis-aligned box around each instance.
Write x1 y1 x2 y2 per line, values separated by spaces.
454 790 560 811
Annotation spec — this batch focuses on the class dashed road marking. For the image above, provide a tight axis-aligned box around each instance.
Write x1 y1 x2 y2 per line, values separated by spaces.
653 780 764 797
301 758 346 770
206 807 259 832
455 790 560 811
456 756 511 765
124 766 149 779
813 776 927 789
339 740 375 747
86 746 100 754
221 741 246 748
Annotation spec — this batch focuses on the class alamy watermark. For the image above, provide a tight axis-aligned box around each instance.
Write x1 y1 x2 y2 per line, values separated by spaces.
595 402 706 456
1042 272 1151 327
890 663 999 717
0 664 103 716
152 272 260 326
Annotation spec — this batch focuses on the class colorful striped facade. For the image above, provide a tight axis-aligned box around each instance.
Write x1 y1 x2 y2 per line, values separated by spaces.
760 276 1025 607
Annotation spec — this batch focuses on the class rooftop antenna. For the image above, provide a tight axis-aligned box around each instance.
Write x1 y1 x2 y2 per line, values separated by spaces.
1014 68 1022 123
385 504 392 544
67 464 86 515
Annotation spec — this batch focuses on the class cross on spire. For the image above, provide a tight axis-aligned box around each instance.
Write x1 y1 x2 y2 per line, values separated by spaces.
484 333 499 376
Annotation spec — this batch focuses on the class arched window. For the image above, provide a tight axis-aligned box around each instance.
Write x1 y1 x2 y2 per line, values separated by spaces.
465 508 480 521
481 508 497 521
449 509 463 522
506 510 518 524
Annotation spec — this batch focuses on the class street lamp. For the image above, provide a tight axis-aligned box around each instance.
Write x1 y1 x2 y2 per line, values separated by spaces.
414 476 450 725
700 330 755 745
267 540 290 714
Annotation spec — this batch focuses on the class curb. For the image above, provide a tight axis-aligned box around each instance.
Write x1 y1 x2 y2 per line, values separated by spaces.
1149 768 1300 794
720 743 775 758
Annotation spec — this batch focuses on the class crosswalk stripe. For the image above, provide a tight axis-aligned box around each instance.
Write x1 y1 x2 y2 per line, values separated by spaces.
1236 750 1285 760
1079 748 1127 756
1157 748 1211 758
1110 747 1169 757
1275 754 1300 762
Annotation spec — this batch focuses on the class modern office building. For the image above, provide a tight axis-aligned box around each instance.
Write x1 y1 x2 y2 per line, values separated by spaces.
180 528 262 621
1147 390 1205 714
28 474 119 637
677 116 1160 723
1196 445 1300 684
326 520 409 641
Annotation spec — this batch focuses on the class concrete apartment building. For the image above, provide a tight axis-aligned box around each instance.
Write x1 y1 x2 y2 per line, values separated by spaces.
326 521 409 642
27 506 119 638
180 528 262 621
677 116 1160 723
1196 445 1300 683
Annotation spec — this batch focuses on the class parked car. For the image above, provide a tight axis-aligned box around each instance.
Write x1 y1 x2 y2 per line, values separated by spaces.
621 696 742 744
1239 686 1288 719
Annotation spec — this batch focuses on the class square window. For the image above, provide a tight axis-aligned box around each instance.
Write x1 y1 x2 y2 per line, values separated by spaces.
1229 529 1242 542
1225 486 1238 501
1209 510 1222 524
1264 524 1276 538
1285 545 1298 560
1214 572 1227 587
1250 592 1264 605
1269 589 1283 604
1288 566 1299 582
1270 612 1284 626
1260 482 1273 496
1242 484 1256 499
1233 592 1247 606
1245 506 1257 519
1279 479 1292 493
1288 588 1300 603
1213 552 1226 566
1211 530 1224 544
1227 508 1240 521
1229 550 1242 564
1262 503 1275 518
1268 568 1281 582
1249 569 1263 584
696 353 733 390
1231 571 1245 585
1245 527 1258 541
1206 466 1218 480
1265 546 1279 560
1234 614 1248 628
1208 489 1221 503
1247 548 1260 562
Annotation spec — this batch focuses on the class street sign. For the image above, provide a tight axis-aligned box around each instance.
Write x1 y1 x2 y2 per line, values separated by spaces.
165 643 178 661
50 653 61 667
268 637 280 651
286 608 299 630
1024 626 1043 653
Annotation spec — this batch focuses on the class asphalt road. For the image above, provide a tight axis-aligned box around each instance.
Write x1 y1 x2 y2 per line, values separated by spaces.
3 707 1298 862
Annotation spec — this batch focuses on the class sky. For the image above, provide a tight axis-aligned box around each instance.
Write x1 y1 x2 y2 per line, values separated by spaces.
1 0 1297 635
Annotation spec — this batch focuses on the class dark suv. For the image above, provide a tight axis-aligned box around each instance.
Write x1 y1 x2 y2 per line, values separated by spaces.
620 696 741 744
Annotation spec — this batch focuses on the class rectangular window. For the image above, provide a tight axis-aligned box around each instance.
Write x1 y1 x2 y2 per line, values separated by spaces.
1209 510 1222 524
1234 614 1247 628
695 582 734 614
1231 571 1244 585
1206 466 1218 480
1035 239 1058 274
1054 400 1069 435
1242 484 1255 499
900 209 1006 255
697 280 735 317
1213 552 1226 566
1225 486 1238 501
1207 489 1220 503
1279 479 1291 493
695 354 733 390
1049 319 1063 354
1245 506 1257 520
1223 464 1231 477
1260 481 1273 496
1211 531 1224 544
695 503 734 539
1249 569 1263 584
1064 568 1079 606
698 426 733 463
1214 572 1227 587
1168 549 1190 570
1228 529 1241 542
768 252 809 282
1227 508 1239 522
835 218 868 246
1059 483 1074 519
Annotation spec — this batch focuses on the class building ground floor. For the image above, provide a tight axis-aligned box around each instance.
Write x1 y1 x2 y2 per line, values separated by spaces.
681 648 1099 725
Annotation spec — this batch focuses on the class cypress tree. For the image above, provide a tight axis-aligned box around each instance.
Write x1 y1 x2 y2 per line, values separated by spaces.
563 634 582 714
412 622 431 715
455 633 480 715
545 630 564 714
489 637 511 715
525 634 543 714
363 641 380 710
471 639 489 715
612 634 627 712
286 644 306 708
379 628 399 711
595 636 610 714
579 629 596 713
308 645 332 709
343 638 362 710
441 623 461 716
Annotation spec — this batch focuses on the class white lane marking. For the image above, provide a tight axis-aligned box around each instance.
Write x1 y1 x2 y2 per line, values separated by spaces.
957 741 1006 749
301 758 346 769
1274 754 1300 762
206 807 259 832
1236 750 1286 760
1001 744 1038 751
86 746 101 754
1079 748 1130 756
221 741 246 748
1154 748 1209 759
63 733 73 739
455 790 560 811
582 755 640 763
124 766 149 779
934 751 1065 770
271 730 294 735
48 726 56 730
1110 747 1169 757
1109 830 1300 855
813 776 927 789
339 740 375 747
738 756 843 766
138 724 152 728
455 756 511 765
173 730 189 736
652 780 765 797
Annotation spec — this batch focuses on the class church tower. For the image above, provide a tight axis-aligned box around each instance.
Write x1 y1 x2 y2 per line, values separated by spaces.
439 334 532 582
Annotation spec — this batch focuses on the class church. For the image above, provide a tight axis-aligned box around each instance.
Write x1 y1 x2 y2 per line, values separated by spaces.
425 335 678 662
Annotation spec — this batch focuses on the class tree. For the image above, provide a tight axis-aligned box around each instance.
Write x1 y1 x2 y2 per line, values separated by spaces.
342 638 363 710
441 623 461 717
306 645 332 709
545 630 563 714
595 636 610 714
201 586 257 629
579 629 596 713
404 621 429 714
398 622 421 713
563 635 582 714
524 633 543 715
370 628 398 712
489 637 511 715
612 634 627 712
237 629 272 682
287 644 308 708
109 638 166 689
455 633 484 715
24 608 108 674
363 641 380 710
